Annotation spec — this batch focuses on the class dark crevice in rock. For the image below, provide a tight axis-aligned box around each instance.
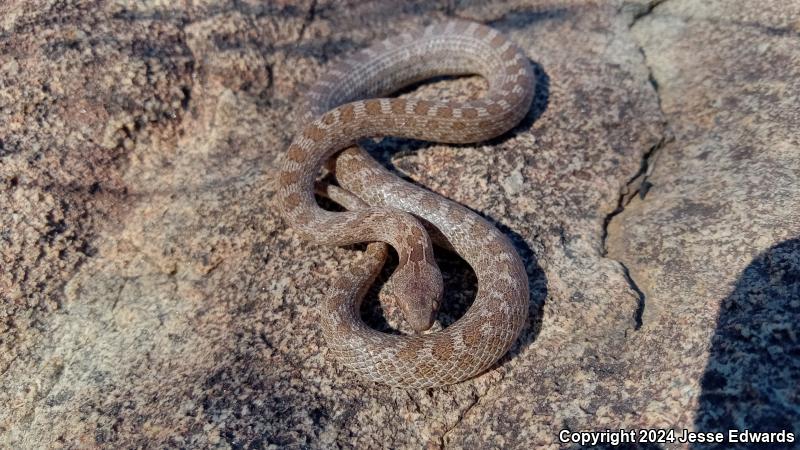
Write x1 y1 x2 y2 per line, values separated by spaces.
601 134 667 331
601 8 672 330
642 51 663 113
440 392 481 449
180 85 192 111
629 0 669 24
625 135 666 209
298 0 318 42
620 261 646 329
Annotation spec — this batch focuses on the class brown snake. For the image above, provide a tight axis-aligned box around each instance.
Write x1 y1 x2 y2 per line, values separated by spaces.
278 19 534 388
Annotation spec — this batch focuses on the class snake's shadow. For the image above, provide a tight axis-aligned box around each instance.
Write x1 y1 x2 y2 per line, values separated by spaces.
355 60 550 368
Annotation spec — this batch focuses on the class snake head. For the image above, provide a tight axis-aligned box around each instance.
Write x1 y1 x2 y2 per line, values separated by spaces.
385 257 444 333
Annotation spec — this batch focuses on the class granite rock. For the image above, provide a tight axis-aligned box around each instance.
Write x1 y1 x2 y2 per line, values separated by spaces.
0 0 797 448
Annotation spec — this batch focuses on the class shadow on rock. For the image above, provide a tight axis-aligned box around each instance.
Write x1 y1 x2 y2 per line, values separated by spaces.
692 237 800 449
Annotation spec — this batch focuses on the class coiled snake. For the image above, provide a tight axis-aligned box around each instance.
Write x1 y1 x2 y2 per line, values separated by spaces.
278 19 534 388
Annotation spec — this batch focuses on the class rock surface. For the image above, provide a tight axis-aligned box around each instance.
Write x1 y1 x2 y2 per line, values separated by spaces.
1 0 797 448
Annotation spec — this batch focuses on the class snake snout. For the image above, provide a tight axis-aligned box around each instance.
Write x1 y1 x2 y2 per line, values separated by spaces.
385 261 443 333
403 296 437 333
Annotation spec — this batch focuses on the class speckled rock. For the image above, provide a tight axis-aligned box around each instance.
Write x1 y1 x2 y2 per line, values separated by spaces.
606 1 800 447
1 0 797 448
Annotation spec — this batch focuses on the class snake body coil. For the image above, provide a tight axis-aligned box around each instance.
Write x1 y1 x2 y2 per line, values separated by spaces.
278 20 534 388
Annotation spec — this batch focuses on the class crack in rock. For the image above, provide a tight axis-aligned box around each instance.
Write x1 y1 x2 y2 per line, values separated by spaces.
601 136 667 330
628 0 670 24
600 134 667 254
600 4 673 330
440 392 481 449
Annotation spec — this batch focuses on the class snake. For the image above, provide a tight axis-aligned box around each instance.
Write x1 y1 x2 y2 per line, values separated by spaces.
277 19 534 388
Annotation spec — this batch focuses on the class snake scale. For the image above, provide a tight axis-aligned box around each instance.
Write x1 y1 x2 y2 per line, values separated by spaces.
278 19 534 388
